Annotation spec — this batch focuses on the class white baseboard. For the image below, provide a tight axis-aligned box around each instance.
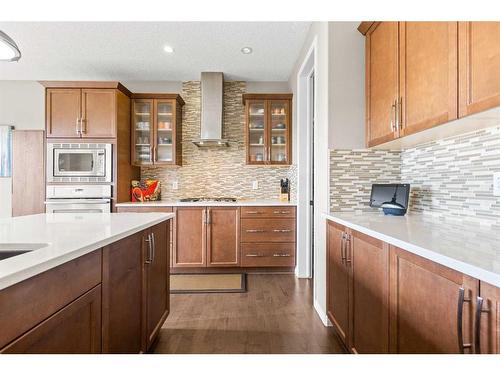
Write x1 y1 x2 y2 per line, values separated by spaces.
313 298 331 327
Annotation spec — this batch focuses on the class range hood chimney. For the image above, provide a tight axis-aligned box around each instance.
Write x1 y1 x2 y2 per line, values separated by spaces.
192 72 229 147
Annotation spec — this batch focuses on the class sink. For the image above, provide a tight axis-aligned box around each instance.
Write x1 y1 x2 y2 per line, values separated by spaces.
0 243 49 261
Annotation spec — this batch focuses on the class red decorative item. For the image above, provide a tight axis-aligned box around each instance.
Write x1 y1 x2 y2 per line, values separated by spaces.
131 180 161 202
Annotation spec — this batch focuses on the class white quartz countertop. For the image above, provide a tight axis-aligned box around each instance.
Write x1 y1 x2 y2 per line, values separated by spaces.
116 199 296 207
324 212 500 287
0 212 175 291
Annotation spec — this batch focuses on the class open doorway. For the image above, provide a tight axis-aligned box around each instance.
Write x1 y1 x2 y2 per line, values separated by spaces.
296 38 317 279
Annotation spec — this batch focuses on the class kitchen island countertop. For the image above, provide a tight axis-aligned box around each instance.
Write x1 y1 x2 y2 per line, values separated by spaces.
0 212 174 291
325 211 500 287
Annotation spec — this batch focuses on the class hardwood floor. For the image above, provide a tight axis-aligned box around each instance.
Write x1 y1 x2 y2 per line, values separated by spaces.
153 274 346 354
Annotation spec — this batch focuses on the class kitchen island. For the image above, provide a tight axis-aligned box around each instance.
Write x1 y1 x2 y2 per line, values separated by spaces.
0 212 174 354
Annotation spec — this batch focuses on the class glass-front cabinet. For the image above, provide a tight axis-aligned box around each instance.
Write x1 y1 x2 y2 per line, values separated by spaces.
243 94 292 165
131 94 184 166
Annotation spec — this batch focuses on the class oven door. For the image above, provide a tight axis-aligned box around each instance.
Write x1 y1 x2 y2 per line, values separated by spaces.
45 199 111 213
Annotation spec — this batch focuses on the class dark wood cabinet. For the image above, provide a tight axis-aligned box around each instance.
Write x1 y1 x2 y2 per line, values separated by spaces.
173 207 207 267
326 221 350 346
389 245 478 354
459 22 500 117
102 231 145 353
1 285 102 354
476 281 500 354
131 94 184 166
349 230 389 354
45 88 82 138
81 89 117 138
144 222 170 350
207 207 240 267
243 94 292 165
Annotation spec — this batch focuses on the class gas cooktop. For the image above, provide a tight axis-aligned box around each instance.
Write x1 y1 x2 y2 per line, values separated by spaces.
179 197 238 202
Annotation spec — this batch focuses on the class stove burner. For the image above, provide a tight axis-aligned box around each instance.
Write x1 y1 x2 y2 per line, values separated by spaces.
179 197 237 203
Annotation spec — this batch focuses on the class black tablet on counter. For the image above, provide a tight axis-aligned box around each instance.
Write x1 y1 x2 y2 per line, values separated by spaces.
370 184 410 215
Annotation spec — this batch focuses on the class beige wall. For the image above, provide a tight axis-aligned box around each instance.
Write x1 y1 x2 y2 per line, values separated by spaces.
0 81 45 218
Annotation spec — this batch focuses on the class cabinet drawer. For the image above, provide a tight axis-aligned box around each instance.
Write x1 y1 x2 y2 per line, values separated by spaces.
116 206 173 213
241 218 295 242
241 243 295 267
241 206 296 218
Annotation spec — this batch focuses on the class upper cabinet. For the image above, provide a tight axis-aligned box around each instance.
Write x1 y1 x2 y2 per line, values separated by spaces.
363 22 459 147
360 21 500 148
131 94 184 167
459 22 500 117
243 93 292 165
43 82 131 139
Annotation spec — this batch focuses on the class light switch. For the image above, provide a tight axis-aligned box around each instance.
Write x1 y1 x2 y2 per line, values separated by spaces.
252 181 259 190
494 172 500 197
172 181 179 190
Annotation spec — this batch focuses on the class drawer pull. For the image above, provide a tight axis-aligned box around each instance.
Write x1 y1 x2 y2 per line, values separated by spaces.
246 229 265 233
457 287 473 353
273 229 292 233
273 253 291 257
246 254 264 257
246 211 262 214
273 210 291 214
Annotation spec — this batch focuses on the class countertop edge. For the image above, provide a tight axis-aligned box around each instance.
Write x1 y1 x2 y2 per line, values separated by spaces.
0 214 175 291
116 201 297 207
323 213 500 288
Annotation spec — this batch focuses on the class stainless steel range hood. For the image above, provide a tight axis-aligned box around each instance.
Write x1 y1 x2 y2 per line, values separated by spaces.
192 72 229 147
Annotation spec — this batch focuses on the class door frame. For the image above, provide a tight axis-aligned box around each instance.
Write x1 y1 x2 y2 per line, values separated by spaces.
296 37 317 279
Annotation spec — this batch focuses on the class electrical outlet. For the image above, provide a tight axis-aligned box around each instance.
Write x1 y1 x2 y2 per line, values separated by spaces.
494 172 500 197
172 181 179 190
252 181 259 190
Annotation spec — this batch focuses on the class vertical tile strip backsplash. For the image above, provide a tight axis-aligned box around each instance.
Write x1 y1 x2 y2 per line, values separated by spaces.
141 81 297 201
330 125 500 226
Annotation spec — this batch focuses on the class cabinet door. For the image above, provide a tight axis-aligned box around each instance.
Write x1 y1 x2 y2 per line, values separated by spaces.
459 22 500 117
145 222 170 350
46 88 81 138
173 207 206 267
349 231 389 353
102 231 144 353
154 99 176 165
389 246 478 353
326 221 349 345
246 100 267 165
132 99 154 166
207 207 240 267
400 22 458 136
1 285 101 354
81 89 116 138
268 100 291 165
477 282 500 354
365 22 399 147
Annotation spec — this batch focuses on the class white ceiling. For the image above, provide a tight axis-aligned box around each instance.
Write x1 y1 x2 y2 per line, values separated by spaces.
0 22 311 81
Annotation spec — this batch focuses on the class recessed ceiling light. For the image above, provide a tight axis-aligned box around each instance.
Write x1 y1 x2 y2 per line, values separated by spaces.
0 30 21 62
241 47 253 55
163 45 174 54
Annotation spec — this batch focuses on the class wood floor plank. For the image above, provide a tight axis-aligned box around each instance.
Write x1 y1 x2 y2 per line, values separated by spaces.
154 274 346 354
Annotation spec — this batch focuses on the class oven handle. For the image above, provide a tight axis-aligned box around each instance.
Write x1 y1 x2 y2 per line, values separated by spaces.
45 199 111 204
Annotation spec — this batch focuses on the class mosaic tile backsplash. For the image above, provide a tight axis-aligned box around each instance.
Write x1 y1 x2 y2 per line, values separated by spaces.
142 81 296 201
330 125 500 225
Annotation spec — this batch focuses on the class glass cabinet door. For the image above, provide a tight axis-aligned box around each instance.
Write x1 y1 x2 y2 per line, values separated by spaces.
247 100 267 164
269 100 289 164
154 100 175 164
133 100 153 165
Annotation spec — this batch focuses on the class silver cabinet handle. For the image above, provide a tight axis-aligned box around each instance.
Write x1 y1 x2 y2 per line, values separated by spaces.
246 211 262 214
149 147 153 163
398 97 403 130
345 234 352 265
273 210 291 214
203 209 207 225
207 208 211 225
457 287 473 353
246 229 265 233
80 118 86 134
340 233 346 265
245 254 263 257
273 229 292 233
151 232 155 263
145 233 152 264
76 117 81 136
390 101 396 132
273 253 291 257
474 296 490 354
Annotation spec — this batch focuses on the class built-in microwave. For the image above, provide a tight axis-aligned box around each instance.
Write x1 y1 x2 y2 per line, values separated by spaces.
47 143 112 183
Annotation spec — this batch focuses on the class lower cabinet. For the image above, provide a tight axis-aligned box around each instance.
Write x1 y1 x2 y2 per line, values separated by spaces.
389 245 478 354
173 207 206 267
474 281 500 354
1 285 102 354
207 207 240 267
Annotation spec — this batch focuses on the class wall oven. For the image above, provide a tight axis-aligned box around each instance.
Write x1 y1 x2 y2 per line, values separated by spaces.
45 185 111 213
47 143 112 183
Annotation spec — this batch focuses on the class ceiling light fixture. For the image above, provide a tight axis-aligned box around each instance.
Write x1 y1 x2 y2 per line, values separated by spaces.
0 30 21 62
241 47 253 55
163 45 174 53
